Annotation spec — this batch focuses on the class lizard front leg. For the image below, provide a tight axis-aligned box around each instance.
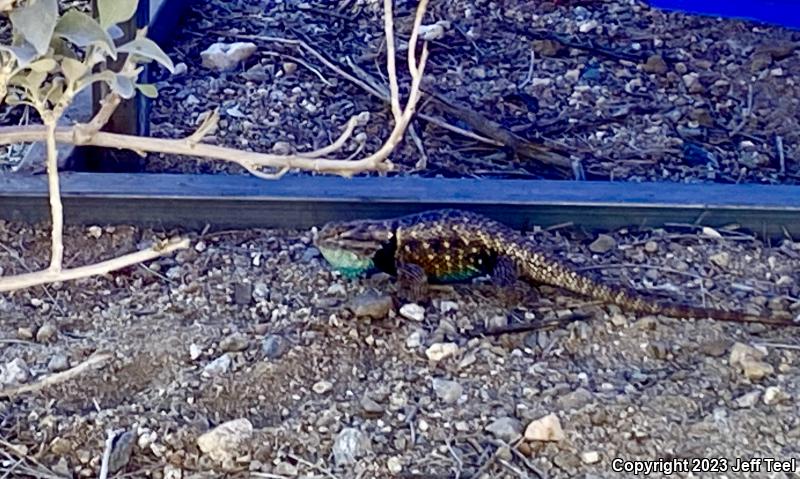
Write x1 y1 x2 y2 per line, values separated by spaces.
396 262 430 303
492 255 537 306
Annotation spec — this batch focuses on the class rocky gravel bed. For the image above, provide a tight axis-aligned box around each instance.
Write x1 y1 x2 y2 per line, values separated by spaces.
146 0 800 184
1 220 799 478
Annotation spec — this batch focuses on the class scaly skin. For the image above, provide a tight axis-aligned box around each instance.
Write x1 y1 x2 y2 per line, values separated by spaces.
315 209 798 327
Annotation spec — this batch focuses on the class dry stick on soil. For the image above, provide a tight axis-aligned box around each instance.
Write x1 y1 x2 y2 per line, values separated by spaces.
0 352 111 398
98 429 124 479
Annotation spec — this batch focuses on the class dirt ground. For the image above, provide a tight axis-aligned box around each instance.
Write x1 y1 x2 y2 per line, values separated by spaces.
145 0 800 184
1 220 799 478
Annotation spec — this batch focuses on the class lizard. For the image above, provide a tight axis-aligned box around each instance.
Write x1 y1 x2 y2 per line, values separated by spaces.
314 209 799 328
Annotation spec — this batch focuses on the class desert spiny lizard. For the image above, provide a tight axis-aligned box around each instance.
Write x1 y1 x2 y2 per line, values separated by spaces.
314 209 797 327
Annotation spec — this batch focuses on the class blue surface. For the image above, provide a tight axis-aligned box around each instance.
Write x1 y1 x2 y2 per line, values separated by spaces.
649 0 800 29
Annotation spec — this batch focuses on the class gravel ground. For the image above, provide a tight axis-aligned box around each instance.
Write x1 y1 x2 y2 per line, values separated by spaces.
146 0 800 184
1 220 799 478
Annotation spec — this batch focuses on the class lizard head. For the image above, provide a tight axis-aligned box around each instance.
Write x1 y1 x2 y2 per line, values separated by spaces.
314 218 396 278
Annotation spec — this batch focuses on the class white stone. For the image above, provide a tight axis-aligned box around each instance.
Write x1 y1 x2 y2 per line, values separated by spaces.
332 428 371 466
197 418 253 463
312 380 333 394
200 42 257 71
202 354 231 377
399 303 425 322
425 342 459 362
524 413 565 442
763 386 789 405
581 451 600 464
387 456 403 474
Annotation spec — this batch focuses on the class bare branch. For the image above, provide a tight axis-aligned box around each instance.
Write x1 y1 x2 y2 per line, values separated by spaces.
0 238 189 292
383 0 403 122
0 353 112 397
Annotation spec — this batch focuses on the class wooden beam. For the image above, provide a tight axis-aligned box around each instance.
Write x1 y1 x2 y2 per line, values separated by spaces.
0 173 798 238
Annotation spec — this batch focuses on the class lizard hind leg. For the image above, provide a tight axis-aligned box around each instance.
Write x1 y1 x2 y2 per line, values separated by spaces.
396 262 430 303
491 256 536 306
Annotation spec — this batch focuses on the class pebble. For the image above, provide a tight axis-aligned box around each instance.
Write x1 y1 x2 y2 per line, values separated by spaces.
577 19 599 33
742 360 774 381
360 394 384 415
709 252 731 268
524 413 565 442
734 390 760 408
332 428 371 466
432 378 463 404
200 42 257 71
589 234 616 254
196 418 254 463
107 430 135 473
0 358 30 385
581 451 601 464
387 456 403 474
348 292 393 319
439 300 459 313
763 386 788 405
262 335 288 359
698 339 732 357
729 342 766 365
485 417 523 443
425 342 459 362
644 241 659 253
642 54 668 74
557 387 593 410
202 354 231 376
48 354 69 372
399 303 425 322
189 344 203 361
219 333 249 352
36 322 57 343
406 330 423 349
313 380 333 394
609 313 628 327
16 327 33 340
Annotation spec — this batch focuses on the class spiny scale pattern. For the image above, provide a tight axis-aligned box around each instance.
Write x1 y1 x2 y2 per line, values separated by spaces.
316 209 797 327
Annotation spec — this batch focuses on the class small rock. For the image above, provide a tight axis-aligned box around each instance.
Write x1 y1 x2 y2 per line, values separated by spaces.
253 282 270 301
107 430 135 473
525 413 565 442
698 339 731 357
50 438 73 455
564 68 581 82
644 241 659 253
399 303 425 322
532 39 562 56
439 300 459 313
313 380 333 394
406 330 423 349
197 418 254 463
302 247 320 262
734 390 761 408
36 322 57 343
485 417 523 443
709 252 731 268
387 456 403 474
348 292 393 319
642 54 668 74
432 378 463 404
189 344 203 361
282 61 297 76
742 360 774 381
729 342 767 366
242 64 269 82
557 387 593 410
0 358 30 385
763 386 789 405
219 333 249 352
577 19 598 33
609 313 628 327
48 354 69 372
589 234 616 254
425 342 459 362
201 42 257 71
202 354 231 376
332 428 371 466
361 394 384 415
16 327 34 340
233 282 252 305
262 335 288 359
267 462 294 477
581 451 601 464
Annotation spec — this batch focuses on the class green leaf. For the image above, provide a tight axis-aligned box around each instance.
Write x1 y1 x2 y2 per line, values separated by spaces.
113 73 135 98
9 0 57 55
60 57 87 85
54 9 116 59
97 0 138 30
118 37 174 73
28 58 57 72
0 41 38 67
135 83 157 98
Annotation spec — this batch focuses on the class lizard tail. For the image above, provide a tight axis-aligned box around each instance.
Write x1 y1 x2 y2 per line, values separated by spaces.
509 246 798 327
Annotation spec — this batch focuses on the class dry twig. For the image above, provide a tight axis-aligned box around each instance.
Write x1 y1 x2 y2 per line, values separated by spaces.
0 352 111 398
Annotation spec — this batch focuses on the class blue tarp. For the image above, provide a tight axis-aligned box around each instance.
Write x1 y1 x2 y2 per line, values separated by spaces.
649 0 800 29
